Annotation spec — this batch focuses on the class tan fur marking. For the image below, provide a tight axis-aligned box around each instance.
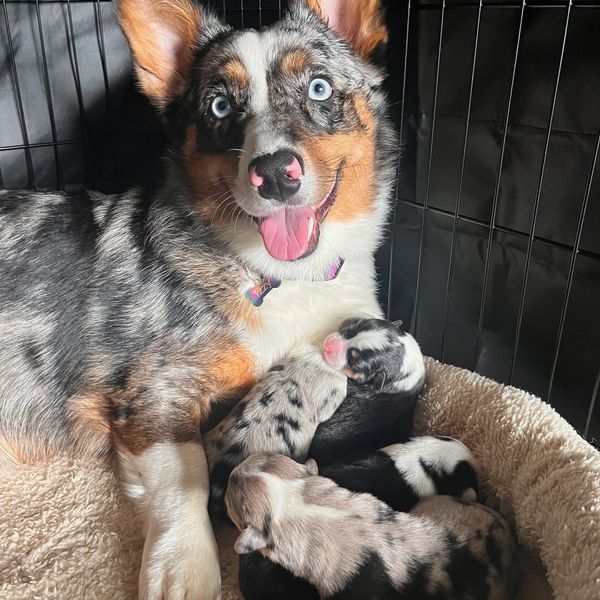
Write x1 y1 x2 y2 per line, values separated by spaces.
217 291 262 332
116 0 201 104
204 345 257 404
110 342 256 455
307 0 387 59
281 50 312 75
300 95 377 222
0 433 55 474
67 391 112 457
223 58 250 88
183 126 240 224
180 126 263 331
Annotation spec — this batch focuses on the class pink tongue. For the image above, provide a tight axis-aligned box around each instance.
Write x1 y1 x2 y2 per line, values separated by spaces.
258 206 317 261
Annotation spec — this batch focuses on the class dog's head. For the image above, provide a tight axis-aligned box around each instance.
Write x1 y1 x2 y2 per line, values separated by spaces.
117 0 396 280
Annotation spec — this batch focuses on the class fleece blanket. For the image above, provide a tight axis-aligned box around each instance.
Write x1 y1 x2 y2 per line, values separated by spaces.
1 357 599 599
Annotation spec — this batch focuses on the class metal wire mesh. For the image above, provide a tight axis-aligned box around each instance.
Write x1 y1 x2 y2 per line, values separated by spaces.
0 0 598 444
387 0 600 445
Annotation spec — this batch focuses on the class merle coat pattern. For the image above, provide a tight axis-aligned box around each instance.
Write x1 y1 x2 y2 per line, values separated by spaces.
238 436 480 600
0 1 403 597
205 349 347 516
206 317 424 515
227 454 519 600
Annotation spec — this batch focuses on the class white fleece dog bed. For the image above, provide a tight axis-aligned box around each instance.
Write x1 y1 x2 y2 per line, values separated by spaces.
1 358 599 599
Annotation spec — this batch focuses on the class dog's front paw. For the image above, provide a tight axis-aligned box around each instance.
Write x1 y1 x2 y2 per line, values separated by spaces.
139 519 221 600
323 317 424 393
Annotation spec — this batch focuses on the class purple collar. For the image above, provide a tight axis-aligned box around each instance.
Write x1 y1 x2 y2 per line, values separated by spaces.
244 258 345 307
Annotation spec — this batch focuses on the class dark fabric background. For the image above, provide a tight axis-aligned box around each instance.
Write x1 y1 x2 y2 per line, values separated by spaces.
1 0 598 443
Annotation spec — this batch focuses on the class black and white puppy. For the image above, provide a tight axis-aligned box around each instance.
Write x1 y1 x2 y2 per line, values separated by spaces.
319 436 479 511
309 318 425 465
238 436 479 600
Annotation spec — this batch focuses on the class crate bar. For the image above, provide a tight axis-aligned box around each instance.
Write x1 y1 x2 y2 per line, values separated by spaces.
2 0 35 186
584 368 600 439
417 2 588 9
94 0 111 114
474 0 526 368
440 0 483 361
547 126 600 402
240 0 244 28
223 0 227 20
0 134 174 154
66 0 91 186
509 1 572 385
386 0 413 320
34 0 62 188
410 0 446 336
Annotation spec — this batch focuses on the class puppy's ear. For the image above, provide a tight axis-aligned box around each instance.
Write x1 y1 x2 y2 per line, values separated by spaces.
304 0 387 60
234 526 269 554
304 458 319 476
390 319 404 330
371 371 386 393
116 0 205 107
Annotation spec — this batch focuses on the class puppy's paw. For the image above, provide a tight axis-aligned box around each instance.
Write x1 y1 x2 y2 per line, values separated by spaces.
139 519 221 600
323 317 424 393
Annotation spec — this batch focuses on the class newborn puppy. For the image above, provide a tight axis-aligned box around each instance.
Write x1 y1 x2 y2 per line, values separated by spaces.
228 454 518 600
238 436 479 600
206 318 424 515
204 349 347 516
319 435 479 511
309 318 425 465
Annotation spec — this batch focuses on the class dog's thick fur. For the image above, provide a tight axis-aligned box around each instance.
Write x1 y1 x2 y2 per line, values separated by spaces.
0 1 397 598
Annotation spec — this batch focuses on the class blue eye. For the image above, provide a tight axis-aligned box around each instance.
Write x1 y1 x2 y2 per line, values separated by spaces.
308 78 333 101
211 95 232 119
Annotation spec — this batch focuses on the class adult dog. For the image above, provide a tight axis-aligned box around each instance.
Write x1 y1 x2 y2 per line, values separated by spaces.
0 0 397 597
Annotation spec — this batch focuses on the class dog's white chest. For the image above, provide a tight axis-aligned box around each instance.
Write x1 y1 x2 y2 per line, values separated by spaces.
242 258 383 372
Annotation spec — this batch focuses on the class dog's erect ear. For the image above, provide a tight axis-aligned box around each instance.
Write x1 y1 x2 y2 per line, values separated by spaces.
116 0 202 107
305 0 387 59
234 526 269 554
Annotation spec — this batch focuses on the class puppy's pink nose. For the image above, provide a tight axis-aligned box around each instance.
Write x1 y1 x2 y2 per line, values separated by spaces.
285 157 302 181
249 167 264 188
323 334 348 369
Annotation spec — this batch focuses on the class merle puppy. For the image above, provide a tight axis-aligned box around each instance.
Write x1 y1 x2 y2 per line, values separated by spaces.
205 318 424 516
204 349 347 517
309 318 425 465
238 436 480 600
229 454 519 600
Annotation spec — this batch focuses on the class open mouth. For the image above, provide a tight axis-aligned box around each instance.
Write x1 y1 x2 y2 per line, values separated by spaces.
253 168 342 262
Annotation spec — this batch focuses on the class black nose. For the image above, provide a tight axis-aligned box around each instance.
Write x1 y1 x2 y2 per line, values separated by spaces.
249 150 304 203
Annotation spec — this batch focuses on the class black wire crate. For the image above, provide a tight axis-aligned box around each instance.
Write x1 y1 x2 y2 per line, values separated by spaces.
1 0 598 443
386 0 600 443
